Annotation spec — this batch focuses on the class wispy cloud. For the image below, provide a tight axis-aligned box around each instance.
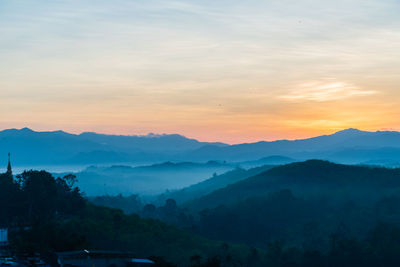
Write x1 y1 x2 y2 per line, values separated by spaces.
0 0 398 143
280 81 378 102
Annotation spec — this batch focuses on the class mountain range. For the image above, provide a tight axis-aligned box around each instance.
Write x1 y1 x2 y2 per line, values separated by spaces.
0 127 225 166
2 127 400 166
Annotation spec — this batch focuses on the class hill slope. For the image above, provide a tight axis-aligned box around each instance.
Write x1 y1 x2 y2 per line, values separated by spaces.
179 161 400 250
185 160 400 211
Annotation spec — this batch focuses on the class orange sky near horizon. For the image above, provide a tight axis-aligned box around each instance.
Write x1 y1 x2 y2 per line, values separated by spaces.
1 0 400 144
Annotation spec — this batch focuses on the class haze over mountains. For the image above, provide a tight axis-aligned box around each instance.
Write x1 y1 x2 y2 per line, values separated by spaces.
2 127 400 167
70 161 234 196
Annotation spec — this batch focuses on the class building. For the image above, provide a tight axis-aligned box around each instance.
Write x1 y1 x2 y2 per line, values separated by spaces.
56 250 154 267
6 153 11 177
0 153 13 184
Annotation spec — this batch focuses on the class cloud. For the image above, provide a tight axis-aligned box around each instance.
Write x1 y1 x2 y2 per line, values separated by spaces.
280 81 378 102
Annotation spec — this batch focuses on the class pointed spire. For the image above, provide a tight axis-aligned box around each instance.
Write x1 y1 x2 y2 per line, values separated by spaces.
6 152 12 176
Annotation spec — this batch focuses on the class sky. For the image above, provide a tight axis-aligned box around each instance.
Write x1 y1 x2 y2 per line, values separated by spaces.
0 0 400 144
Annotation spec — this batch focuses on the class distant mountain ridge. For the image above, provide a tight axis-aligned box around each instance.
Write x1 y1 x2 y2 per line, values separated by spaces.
184 128 400 163
0 127 227 165
2 127 400 166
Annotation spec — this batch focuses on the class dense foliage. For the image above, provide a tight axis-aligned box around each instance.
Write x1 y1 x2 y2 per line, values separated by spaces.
0 171 85 227
89 194 143 214
140 161 400 266
0 170 267 266
6 160 400 266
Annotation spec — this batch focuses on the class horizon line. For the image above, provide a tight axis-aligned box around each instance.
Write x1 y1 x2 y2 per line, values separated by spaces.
0 126 394 145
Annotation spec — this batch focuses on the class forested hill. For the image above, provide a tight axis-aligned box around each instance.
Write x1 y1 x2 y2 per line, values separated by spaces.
185 160 400 211
0 170 265 266
174 161 400 257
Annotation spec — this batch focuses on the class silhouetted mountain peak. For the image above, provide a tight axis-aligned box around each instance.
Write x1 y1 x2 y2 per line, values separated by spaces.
1 127 33 134
3 127 400 165
20 127 34 132
0 127 36 137
333 128 367 136
0 128 71 137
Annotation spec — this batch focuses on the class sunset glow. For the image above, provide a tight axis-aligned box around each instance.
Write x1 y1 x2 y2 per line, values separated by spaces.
1 0 400 143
